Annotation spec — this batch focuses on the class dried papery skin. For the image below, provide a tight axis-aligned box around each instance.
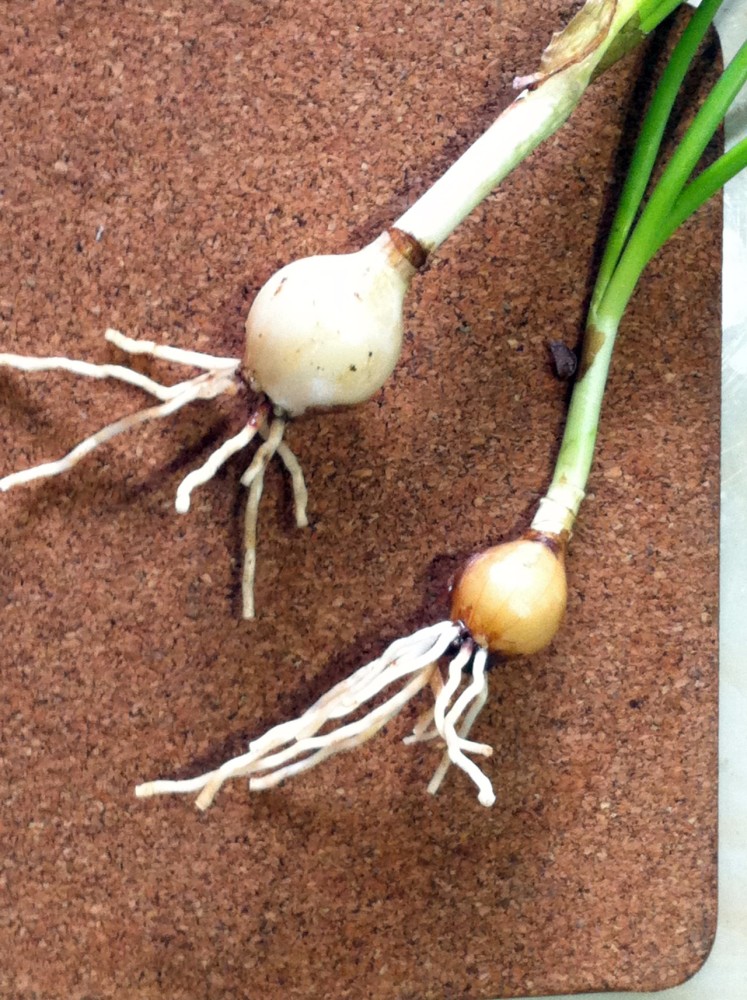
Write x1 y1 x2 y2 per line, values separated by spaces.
243 231 418 417
450 535 568 656
518 0 618 88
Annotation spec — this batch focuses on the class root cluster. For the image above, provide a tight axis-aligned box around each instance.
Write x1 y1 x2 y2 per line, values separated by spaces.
0 329 307 617
135 622 495 809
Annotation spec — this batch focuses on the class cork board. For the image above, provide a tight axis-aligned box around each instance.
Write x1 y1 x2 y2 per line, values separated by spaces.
0 3 719 998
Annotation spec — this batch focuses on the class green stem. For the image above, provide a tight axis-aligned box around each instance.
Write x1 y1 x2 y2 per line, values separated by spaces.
638 0 685 35
533 310 621 537
591 0 724 316
657 133 747 248
597 35 747 325
534 24 747 538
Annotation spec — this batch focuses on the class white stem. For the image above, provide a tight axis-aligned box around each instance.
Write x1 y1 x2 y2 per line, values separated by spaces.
530 480 586 536
394 0 641 251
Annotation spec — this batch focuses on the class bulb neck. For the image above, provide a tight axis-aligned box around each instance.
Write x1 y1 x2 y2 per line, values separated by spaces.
371 227 429 280
530 481 585 537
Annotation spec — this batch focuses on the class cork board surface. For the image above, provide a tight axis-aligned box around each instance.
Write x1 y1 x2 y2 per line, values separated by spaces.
0 3 720 999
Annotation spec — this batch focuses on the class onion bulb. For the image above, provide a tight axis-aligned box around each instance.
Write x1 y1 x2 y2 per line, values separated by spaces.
450 533 567 656
243 229 426 417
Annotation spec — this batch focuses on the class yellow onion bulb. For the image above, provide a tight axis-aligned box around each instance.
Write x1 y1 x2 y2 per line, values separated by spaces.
450 533 567 656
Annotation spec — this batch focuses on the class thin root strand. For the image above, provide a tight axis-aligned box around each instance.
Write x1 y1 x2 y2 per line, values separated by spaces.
0 331 241 493
0 391 194 492
135 621 496 809
104 328 240 371
427 647 493 806
174 402 271 514
0 352 199 401
271 438 309 528
241 413 288 619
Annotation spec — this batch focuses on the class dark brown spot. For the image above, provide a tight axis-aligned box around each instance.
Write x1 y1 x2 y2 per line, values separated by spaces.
577 323 606 380
247 397 271 429
387 227 429 271
524 529 567 557
273 276 288 297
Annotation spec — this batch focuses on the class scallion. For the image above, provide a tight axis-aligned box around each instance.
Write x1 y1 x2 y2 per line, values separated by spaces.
136 2 747 810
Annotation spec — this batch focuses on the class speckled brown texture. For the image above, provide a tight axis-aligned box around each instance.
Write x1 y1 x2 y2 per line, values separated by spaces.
0 3 719 998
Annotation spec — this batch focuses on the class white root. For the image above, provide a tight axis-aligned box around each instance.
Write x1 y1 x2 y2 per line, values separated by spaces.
104 327 239 371
265 434 308 528
426 647 493 805
135 621 496 810
0 388 206 491
0 331 242 493
241 413 288 619
175 421 262 514
1 330 312 614
0 352 200 401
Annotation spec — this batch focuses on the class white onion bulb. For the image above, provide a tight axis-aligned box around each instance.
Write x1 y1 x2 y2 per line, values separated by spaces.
243 229 425 416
